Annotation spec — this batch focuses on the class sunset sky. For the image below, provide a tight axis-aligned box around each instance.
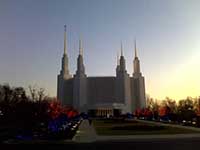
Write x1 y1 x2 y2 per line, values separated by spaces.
0 0 200 100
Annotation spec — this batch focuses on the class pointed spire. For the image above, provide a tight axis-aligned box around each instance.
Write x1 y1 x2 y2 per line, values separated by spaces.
134 39 137 58
64 25 67 55
76 38 85 76
121 41 123 56
133 39 141 75
79 39 83 56
117 51 120 66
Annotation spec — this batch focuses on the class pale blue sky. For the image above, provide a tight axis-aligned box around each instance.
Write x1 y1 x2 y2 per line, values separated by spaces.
0 0 200 100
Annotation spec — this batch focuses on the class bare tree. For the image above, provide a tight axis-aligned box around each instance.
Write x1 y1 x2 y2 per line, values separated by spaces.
29 85 46 101
38 88 45 101
29 85 37 101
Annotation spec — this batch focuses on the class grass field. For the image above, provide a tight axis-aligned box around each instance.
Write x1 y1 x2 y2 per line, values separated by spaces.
93 119 200 136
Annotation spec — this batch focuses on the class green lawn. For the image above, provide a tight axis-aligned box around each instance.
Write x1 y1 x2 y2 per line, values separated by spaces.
93 119 200 136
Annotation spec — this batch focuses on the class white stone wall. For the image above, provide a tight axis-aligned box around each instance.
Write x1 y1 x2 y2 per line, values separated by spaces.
139 76 146 108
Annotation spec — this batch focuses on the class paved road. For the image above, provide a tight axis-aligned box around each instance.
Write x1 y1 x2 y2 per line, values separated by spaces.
5 137 200 150
89 138 200 150
90 138 200 150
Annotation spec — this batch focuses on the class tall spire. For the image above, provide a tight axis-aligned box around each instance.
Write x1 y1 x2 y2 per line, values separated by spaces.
64 25 67 55
117 51 120 66
121 41 123 56
76 38 85 76
119 41 126 73
60 25 71 79
133 39 141 75
79 39 83 56
134 39 137 58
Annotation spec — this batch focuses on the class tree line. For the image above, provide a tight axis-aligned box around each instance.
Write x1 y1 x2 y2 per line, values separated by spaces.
0 84 78 140
134 95 200 126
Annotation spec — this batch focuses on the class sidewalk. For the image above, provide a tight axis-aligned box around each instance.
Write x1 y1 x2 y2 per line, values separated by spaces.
72 119 98 143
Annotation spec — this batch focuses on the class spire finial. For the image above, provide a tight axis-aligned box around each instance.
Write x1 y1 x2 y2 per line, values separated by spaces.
79 38 83 56
64 24 67 32
134 39 137 58
121 41 123 56
64 25 67 55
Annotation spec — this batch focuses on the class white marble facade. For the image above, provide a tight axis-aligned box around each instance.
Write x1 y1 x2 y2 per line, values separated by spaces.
57 27 146 113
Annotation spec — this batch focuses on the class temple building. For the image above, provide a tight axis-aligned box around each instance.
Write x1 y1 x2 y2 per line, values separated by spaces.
57 26 146 116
